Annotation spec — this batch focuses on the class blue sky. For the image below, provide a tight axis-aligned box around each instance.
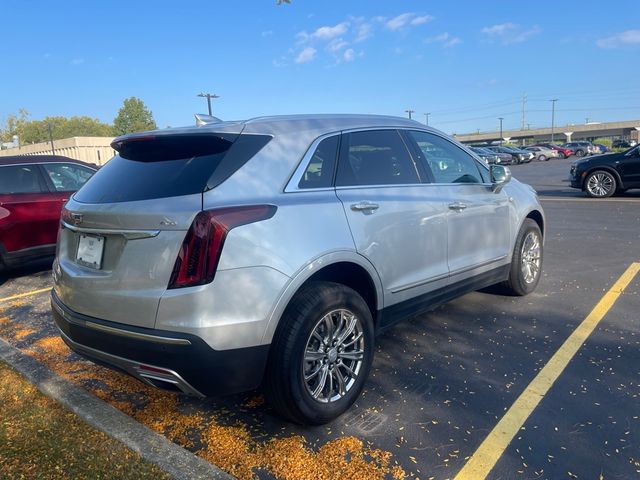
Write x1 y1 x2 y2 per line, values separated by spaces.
2 0 639 134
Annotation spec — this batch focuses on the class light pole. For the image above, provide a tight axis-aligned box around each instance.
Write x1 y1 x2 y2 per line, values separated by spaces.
405 109 415 120
47 122 55 155
550 98 558 143
197 92 220 116
498 117 504 146
424 112 431 126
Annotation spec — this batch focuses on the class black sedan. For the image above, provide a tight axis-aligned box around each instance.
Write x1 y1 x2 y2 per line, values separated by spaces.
570 144 640 197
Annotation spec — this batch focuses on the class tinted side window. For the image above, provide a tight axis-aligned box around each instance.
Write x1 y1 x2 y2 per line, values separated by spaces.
336 130 419 187
0 165 44 194
298 135 339 189
408 131 484 184
42 163 95 192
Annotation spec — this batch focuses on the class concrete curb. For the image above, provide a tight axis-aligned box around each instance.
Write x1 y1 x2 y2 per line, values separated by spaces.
0 338 234 480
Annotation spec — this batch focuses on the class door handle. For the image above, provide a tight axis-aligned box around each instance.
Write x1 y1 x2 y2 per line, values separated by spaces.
448 202 467 211
350 202 380 212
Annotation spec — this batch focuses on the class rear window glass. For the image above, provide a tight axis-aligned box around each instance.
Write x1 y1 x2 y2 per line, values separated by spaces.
74 133 270 203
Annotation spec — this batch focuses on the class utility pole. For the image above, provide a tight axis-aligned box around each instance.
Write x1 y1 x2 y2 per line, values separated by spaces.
521 93 527 130
498 117 504 146
550 98 558 143
197 92 220 116
405 109 415 120
424 112 431 126
47 122 55 155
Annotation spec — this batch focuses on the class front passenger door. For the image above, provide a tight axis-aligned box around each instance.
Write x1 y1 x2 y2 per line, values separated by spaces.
405 131 511 282
618 146 640 187
334 129 450 310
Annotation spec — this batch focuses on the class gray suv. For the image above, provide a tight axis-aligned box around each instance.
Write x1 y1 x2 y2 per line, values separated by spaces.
52 115 544 424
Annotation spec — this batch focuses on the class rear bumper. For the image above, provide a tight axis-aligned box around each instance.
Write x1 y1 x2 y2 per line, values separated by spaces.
51 291 269 397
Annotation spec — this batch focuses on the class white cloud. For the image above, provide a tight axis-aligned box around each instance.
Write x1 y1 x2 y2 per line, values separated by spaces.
481 23 516 36
286 12 433 67
310 22 350 40
481 23 540 44
343 48 355 62
427 32 462 48
354 22 373 42
70 58 84 65
261 30 273 37
596 29 640 48
295 46 317 64
411 15 432 26
385 13 433 31
327 38 349 52
444 37 462 48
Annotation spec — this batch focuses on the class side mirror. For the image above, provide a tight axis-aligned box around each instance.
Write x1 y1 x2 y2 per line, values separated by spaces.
490 165 511 193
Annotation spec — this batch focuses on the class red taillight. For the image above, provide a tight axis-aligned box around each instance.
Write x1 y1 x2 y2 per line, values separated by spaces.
168 205 276 289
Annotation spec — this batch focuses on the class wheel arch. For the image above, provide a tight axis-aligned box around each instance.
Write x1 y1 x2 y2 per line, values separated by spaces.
525 209 545 238
261 251 383 345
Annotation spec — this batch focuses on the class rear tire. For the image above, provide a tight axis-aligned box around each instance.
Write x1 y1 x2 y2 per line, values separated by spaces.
576 149 585 157
538 154 547 161
265 281 374 425
501 219 543 296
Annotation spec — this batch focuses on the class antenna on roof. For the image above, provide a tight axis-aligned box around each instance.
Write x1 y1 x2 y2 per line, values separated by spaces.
194 113 223 126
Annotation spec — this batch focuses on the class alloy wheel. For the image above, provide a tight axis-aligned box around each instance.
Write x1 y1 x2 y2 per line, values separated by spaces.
303 309 365 403
521 232 541 284
586 172 614 197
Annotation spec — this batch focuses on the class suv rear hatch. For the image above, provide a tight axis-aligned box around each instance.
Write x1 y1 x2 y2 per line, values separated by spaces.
54 129 271 329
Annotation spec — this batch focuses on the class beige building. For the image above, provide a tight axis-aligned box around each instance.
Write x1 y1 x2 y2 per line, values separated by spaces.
0 136 116 165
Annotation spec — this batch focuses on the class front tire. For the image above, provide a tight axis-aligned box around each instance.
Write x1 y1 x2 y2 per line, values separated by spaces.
585 170 616 198
501 219 543 296
538 154 547 161
265 281 374 425
576 149 585 157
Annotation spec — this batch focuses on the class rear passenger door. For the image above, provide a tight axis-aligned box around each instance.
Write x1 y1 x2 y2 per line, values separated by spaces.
405 131 511 282
334 129 450 308
38 162 97 245
0 164 56 253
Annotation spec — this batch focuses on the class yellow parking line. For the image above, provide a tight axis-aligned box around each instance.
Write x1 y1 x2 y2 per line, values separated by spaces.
455 262 640 480
0 287 51 304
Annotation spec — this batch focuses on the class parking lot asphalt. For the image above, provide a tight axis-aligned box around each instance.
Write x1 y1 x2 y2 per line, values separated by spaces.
1 156 639 480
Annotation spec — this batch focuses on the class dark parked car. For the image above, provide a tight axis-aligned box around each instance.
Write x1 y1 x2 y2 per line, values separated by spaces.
563 141 596 157
0 155 97 269
532 143 573 159
486 145 527 164
470 147 501 164
570 145 640 197
612 139 632 149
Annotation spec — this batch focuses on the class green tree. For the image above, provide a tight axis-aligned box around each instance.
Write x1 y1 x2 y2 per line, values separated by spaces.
0 109 30 143
1 111 113 144
113 97 157 135
21 116 114 144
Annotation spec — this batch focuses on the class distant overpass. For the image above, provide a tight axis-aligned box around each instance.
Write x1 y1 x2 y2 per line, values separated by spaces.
454 119 640 144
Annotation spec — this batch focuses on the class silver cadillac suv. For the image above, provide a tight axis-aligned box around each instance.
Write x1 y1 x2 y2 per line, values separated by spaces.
52 114 544 424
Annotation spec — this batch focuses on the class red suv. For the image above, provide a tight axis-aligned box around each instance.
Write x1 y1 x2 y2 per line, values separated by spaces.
0 155 97 269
